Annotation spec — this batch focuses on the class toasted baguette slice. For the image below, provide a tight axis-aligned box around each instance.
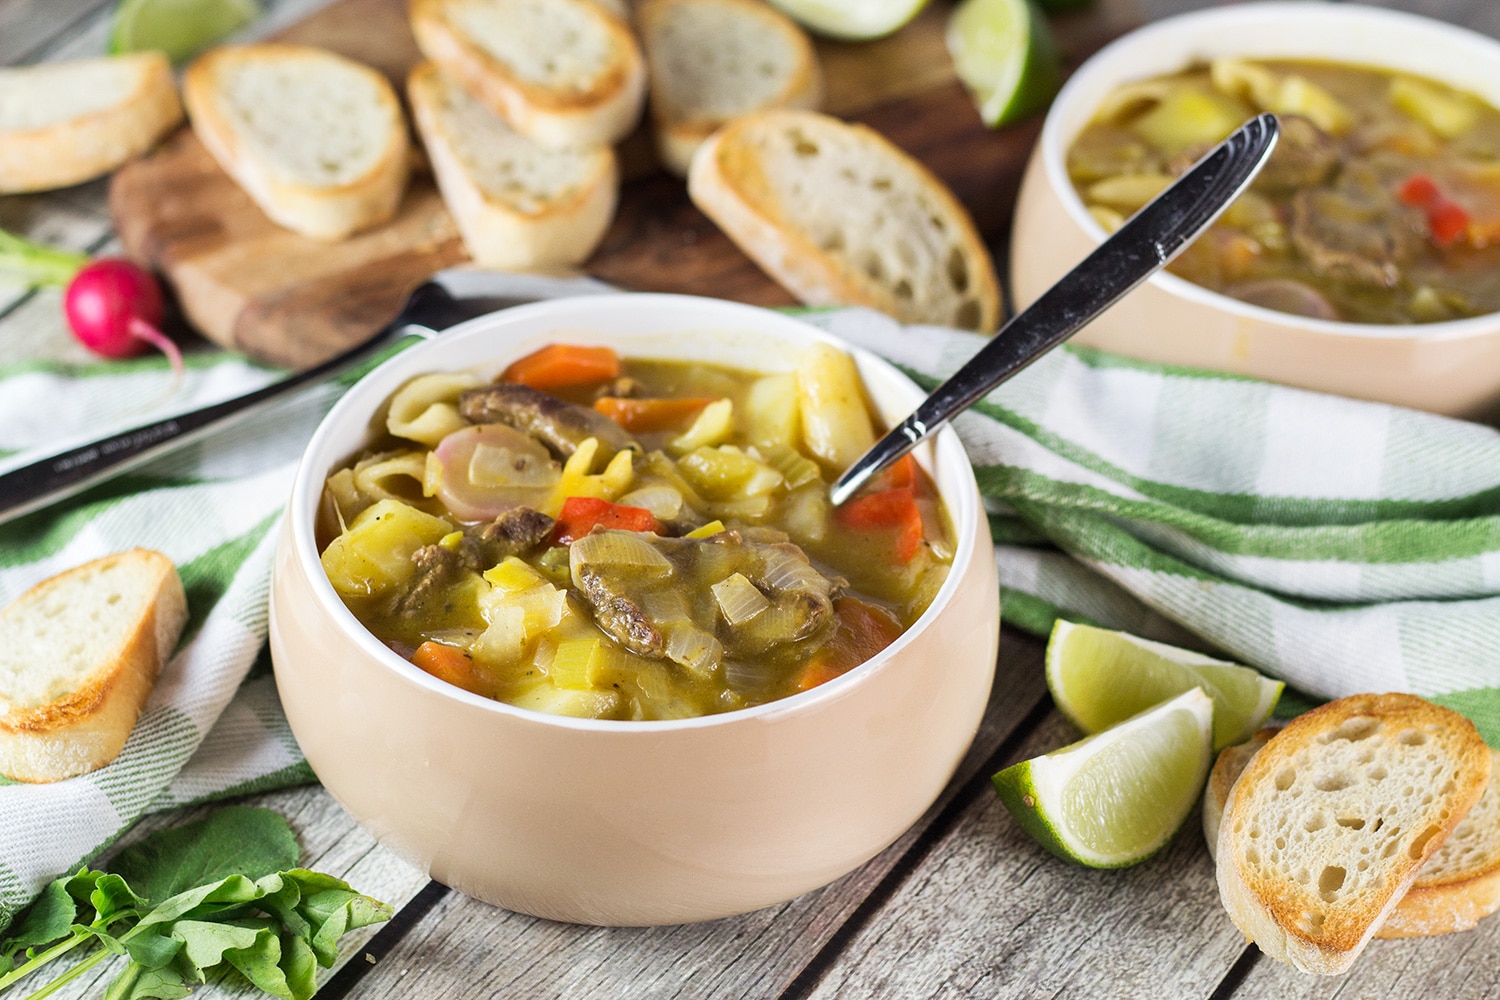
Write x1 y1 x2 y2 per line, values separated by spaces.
183 44 410 241
638 0 821 175
408 63 617 268
1203 725 1278 862
688 110 1000 332
410 0 647 150
1206 730 1500 939
0 53 183 194
1216 693 1491 974
1377 746 1500 938
0 550 187 783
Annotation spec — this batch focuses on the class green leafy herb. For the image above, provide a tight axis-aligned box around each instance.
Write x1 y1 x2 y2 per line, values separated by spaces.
0 807 390 1000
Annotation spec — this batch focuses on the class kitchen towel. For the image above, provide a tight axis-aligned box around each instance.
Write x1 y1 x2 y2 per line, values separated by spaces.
2 279 1498 931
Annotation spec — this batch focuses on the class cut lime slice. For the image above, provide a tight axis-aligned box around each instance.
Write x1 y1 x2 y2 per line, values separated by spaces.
946 0 1061 127
109 0 259 64
994 688 1214 867
1045 620 1283 751
765 0 929 40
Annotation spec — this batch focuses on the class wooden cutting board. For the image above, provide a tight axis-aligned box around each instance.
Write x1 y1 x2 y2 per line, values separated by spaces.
109 0 1140 369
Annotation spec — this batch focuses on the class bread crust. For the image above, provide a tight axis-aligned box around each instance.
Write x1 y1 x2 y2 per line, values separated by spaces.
182 44 410 242
687 110 1000 332
1215 693 1491 973
0 53 183 194
638 0 822 176
0 549 187 783
409 0 646 149
407 63 618 268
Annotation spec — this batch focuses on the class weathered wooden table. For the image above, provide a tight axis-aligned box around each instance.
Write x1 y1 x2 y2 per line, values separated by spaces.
5 0 1500 996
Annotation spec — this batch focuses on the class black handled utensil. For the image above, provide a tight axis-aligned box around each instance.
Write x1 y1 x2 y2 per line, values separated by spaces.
830 113 1281 506
0 276 561 526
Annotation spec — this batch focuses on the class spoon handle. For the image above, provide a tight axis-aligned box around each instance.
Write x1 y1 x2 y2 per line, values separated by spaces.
831 113 1281 505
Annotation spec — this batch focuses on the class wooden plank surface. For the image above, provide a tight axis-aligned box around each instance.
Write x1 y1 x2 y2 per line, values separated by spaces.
8 2 1500 999
800 712 1251 1000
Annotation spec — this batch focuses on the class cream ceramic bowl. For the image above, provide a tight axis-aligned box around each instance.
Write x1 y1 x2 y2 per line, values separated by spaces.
1012 2 1500 420
269 294 998 926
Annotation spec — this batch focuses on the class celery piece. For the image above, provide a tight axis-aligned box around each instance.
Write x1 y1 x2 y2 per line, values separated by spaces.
551 638 602 689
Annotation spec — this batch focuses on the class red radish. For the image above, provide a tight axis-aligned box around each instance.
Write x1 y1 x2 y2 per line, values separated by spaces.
63 258 183 379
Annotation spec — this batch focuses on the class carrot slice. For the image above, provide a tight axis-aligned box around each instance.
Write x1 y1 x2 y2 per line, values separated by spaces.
836 486 925 563
594 396 716 432
412 641 488 696
553 496 661 544
501 344 621 390
796 597 904 692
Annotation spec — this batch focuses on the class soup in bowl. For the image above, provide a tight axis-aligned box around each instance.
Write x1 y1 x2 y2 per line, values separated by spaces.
269 293 998 925
1011 2 1500 418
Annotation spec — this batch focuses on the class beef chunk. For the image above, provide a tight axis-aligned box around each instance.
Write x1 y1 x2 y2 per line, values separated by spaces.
459 383 637 461
569 530 845 668
1290 165 1420 288
1252 115 1340 193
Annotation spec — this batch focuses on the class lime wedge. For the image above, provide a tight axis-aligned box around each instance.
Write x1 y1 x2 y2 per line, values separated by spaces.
994 688 1214 867
765 0 930 40
109 0 259 64
1045 620 1283 751
946 0 1061 127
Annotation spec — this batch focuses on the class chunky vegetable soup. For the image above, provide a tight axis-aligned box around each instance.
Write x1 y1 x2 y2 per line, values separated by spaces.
1069 59 1500 323
318 342 952 720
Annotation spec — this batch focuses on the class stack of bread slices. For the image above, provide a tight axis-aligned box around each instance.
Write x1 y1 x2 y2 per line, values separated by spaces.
1204 693 1500 974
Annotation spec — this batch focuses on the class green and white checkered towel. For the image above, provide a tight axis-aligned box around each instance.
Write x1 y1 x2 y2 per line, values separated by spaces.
2 279 1498 933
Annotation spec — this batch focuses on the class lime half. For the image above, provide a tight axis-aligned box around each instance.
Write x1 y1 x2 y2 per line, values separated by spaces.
1046 620 1283 751
994 688 1214 867
109 0 259 64
765 0 930 40
946 0 1061 127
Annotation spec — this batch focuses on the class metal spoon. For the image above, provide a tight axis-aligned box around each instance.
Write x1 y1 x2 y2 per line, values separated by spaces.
0 273 610 527
830 113 1281 506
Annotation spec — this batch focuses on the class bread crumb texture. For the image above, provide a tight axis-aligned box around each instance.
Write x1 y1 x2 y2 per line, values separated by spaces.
428 70 598 211
1226 693 1489 960
217 57 397 188
649 0 800 120
450 0 613 92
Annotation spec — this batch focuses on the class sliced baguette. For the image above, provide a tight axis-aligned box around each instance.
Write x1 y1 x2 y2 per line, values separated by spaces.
0 550 187 783
0 53 183 194
1206 730 1500 939
183 44 410 241
688 109 1000 332
408 63 618 268
1377 747 1500 938
638 0 821 175
410 0 647 150
1215 693 1491 974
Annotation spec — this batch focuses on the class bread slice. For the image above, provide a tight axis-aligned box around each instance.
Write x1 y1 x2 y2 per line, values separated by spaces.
1215 693 1491 973
409 0 647 150
408 63 618 268
1203 725 1278 862
183 44 410 241
1206 729 1500 939
0 550 187 783
638 0 821 175
0 53 183 194
1376 746 1500 939
687 109 1001 332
